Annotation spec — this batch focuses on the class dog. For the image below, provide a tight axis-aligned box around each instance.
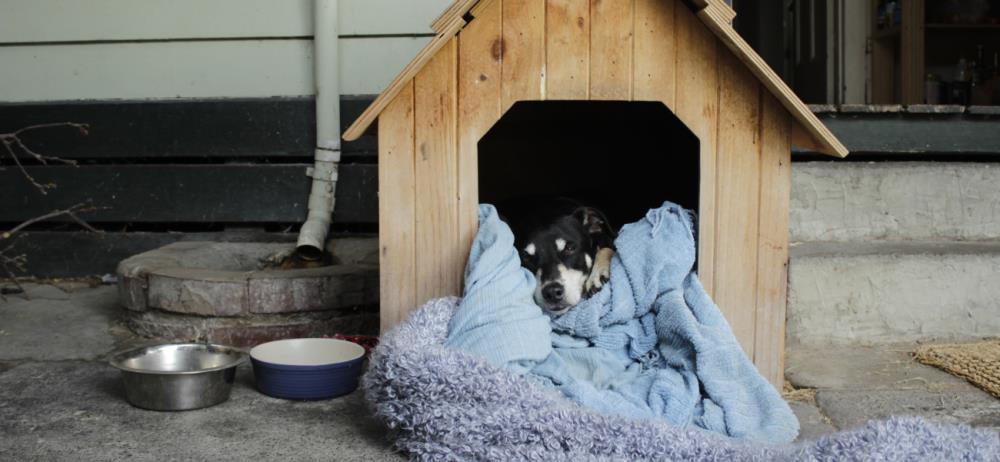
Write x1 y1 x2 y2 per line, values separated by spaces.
498 198 617 315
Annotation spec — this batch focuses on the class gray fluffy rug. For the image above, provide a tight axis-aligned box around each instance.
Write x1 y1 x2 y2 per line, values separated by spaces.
361 297 1000 461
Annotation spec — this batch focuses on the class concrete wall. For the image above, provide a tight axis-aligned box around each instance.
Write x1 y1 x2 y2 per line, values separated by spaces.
788 161 1000 346
0 0 451 101
791 162 1000 242
788 242 1000 346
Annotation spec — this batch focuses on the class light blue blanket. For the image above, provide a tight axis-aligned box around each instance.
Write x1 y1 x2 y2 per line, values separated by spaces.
444 203 798 444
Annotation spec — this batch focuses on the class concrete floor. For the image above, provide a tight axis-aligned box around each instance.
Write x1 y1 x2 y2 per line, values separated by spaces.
0 284 402 462
1 283 997 461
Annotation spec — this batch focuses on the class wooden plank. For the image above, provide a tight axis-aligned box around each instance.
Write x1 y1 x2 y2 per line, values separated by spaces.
457 0 502 284
713 48 762 358
870 37 896 104
754 93 792 388
633 0 676 105
0 97 375 160
706 1 736 24
0 37 431 103
414 38 461 303
501 0 546 112
791 124 829 154
0 164 376 224
431 0 479 33
545 0 590 99
696 7 847 158
589 0 634 100
674 0 718 296
899 0 925 104
0 0 448 43
469 0 497 18
344 16 466 140
377 82 418 332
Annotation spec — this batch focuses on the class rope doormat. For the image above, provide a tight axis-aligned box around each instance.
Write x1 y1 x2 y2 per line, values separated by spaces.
914 340 1000 399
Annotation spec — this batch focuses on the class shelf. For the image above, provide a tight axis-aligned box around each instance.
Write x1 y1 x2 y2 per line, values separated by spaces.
926 23 1000 30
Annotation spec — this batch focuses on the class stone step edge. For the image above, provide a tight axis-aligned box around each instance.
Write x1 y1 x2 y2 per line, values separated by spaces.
790 241 1000 259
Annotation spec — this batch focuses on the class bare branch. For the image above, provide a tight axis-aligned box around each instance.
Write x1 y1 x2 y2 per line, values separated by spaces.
1 203 101 240
12 122 89 137
1 138 52 193
11 136 78 166
0 122 88 194
0 122 94 283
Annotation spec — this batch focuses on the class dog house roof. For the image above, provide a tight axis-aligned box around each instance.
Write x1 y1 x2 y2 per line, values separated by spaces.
343 0 848 158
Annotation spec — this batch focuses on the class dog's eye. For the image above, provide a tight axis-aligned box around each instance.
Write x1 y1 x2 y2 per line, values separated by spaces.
519 251 535 266
563 242 577 253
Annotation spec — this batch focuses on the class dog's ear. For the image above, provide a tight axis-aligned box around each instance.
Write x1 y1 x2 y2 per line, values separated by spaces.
573 207 615 243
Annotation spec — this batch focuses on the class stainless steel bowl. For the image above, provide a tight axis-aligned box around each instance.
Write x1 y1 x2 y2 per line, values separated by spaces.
109 343 246 411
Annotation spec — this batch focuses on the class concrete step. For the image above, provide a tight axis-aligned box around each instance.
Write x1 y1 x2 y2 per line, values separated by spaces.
790 162 1000 242
785 344 1000 432
786 241 1000 346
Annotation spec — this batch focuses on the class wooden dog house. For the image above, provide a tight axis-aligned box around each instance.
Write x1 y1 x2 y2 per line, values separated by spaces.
343 0 848 386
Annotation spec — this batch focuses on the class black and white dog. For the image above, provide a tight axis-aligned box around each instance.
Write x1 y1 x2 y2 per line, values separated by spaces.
499 198 617 315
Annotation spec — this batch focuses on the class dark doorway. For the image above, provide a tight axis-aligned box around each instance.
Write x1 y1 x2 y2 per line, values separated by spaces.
477 101 700 231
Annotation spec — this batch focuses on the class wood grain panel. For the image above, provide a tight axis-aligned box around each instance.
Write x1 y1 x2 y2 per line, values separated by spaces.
754 93 792 388
673 0 718 296
501 0 546 111
414 38 461 304
546 0 590 99
377 82 416 332
458 0 503 288
714 48 762 358
633 0 676 105
589 0 634 100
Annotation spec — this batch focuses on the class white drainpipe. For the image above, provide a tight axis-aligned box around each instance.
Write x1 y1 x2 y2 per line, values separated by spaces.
297 0 340 260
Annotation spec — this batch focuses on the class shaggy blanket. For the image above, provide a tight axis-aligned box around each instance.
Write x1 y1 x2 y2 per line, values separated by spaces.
361 204 999 460
445 203 796 443
362 297 1000 461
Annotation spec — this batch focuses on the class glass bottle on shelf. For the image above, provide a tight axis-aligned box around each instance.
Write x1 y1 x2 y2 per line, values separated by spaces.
925 74 942 104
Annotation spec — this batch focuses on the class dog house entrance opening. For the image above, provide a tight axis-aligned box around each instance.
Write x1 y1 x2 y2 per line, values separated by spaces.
477 100 701 248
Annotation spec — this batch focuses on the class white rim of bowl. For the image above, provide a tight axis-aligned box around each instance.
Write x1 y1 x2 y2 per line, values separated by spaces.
249 338 365 367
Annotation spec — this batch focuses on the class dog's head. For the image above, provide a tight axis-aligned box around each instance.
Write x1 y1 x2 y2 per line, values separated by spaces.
514 207 613 314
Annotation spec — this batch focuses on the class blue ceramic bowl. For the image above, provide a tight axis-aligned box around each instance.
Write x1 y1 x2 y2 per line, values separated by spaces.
250 338 365 400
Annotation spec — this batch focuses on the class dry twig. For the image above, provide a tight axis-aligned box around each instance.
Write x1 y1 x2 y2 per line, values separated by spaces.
1 123 94 294
0 122 88 194
0 203 103 295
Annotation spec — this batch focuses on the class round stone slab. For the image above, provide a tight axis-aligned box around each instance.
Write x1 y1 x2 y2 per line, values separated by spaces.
116 240 378 317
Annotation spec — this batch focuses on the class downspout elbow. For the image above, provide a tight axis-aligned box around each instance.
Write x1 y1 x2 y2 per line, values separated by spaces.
296 0 340 260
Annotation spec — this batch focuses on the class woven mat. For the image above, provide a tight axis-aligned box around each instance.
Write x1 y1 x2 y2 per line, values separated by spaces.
914 340 1000 399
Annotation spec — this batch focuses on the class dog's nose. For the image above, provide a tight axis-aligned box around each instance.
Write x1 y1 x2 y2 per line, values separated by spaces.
542 283 564 303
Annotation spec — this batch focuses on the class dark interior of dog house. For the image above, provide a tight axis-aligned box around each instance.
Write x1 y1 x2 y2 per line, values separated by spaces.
478 101 701 235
